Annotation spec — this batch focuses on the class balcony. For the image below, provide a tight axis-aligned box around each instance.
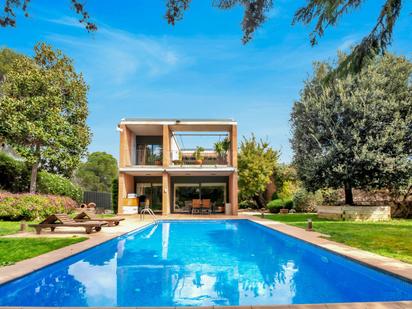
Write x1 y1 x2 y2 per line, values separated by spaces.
169 150 229 167
135 148 163 166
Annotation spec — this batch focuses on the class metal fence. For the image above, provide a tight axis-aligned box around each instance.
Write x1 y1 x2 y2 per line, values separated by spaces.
83 191 112 210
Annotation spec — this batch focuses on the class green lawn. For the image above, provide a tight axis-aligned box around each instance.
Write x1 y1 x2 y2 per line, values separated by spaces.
0 221 34 236
0 221 87 266
264 214 412 264
0 237 87 266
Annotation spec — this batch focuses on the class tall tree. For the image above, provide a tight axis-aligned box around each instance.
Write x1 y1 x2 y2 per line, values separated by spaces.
0 48 25 82
74 152 118 192
291 53 412 205
0 1 407 74
0 43 91 193
238 134 279 208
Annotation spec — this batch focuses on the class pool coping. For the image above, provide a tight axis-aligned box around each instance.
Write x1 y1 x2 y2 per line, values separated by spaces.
0 303 412 308
0 214 411 308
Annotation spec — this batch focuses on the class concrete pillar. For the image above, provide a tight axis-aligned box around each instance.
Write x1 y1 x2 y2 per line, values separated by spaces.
230 124 238 168
118 172 134 214
119 124 133 168
162 172 171 215
162 125 171 167
229 172 238 215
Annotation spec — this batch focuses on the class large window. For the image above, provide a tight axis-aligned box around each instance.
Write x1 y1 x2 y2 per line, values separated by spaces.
174 183 226 213
136 183 162 212
136 144 162 165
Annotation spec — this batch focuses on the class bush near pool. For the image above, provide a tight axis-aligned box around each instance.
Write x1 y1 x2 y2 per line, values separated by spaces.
267 198 293 213
0 153 83 203
0 192 77 221
37 171 82 203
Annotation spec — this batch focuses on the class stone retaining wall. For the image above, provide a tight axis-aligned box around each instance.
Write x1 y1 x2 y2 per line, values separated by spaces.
317 206 391 221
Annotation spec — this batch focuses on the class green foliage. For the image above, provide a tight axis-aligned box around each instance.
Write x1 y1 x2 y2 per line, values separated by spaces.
0 152 29 192
74 152 118 192
0 152 82 201
214 137 231 156
0 192 77 221
194 146 205 161
277 180 298 201
267 198 293 213
293 189 323 213
319 188 340 206
273 164 298 192
0 43 91 192
291 54 412 205
112 177 119 214
238 135 279 208
0 48 26 80
37 171 83 203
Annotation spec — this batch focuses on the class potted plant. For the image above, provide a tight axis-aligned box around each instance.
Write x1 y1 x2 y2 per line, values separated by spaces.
172 151 183 165
194 146 204 165
214 137 230 164
154 153 162 165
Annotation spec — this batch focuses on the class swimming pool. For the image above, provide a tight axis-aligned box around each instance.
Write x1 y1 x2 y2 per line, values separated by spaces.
0 219 411 307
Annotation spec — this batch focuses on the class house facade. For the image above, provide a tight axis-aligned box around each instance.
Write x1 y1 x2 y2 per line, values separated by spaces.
117 118 238 215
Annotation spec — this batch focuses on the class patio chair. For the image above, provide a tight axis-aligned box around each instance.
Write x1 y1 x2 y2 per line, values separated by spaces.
191 199 202 215
201 199 211 215
74 211 125 227
29 214 107 235
184 200 192 213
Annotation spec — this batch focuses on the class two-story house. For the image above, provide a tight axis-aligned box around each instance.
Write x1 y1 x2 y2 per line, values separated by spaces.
117 118 238 215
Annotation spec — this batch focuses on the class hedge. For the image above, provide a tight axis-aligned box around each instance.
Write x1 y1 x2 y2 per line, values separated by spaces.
112 177 118 214
267 198 293 213
293 189 323 212
0 152 29 193
0 153 82 202
0 192 77 221
37 171 82 203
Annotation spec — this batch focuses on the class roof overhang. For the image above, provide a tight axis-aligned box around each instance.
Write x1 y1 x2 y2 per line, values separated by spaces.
119 166 236 177
119 118 237 134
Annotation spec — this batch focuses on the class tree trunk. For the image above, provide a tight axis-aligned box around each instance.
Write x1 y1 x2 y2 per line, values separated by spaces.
344 182 354 205
29 144 41 194
254 193 267 209
29 161 39 193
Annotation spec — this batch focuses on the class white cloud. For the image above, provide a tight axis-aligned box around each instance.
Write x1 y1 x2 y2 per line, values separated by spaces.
46 20 183 85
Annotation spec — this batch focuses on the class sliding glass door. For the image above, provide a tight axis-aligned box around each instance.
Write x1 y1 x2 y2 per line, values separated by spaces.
136 183 162 212
173 183 226 213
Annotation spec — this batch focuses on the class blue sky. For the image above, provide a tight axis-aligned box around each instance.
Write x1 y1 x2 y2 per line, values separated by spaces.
1 0 411 162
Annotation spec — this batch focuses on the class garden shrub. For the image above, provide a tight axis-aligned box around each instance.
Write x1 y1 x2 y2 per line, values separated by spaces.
112 177 118 214
0 192 77 221
293 189 323 212
320 188 340 205
37 171 83 203
267 198 293 213
0 152 30 193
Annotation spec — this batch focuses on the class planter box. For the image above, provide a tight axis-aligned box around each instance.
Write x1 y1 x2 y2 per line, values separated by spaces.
317 205 391 221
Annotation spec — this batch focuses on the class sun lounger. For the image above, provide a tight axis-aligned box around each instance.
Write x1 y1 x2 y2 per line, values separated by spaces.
29 213 107 234
74 211 125 227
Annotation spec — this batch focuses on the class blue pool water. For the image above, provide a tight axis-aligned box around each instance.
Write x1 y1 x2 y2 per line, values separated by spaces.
0 220 411 307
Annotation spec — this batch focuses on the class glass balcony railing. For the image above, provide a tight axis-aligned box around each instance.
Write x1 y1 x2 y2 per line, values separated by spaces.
132 149 230 166
135 148 163 166
169 150 229 166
